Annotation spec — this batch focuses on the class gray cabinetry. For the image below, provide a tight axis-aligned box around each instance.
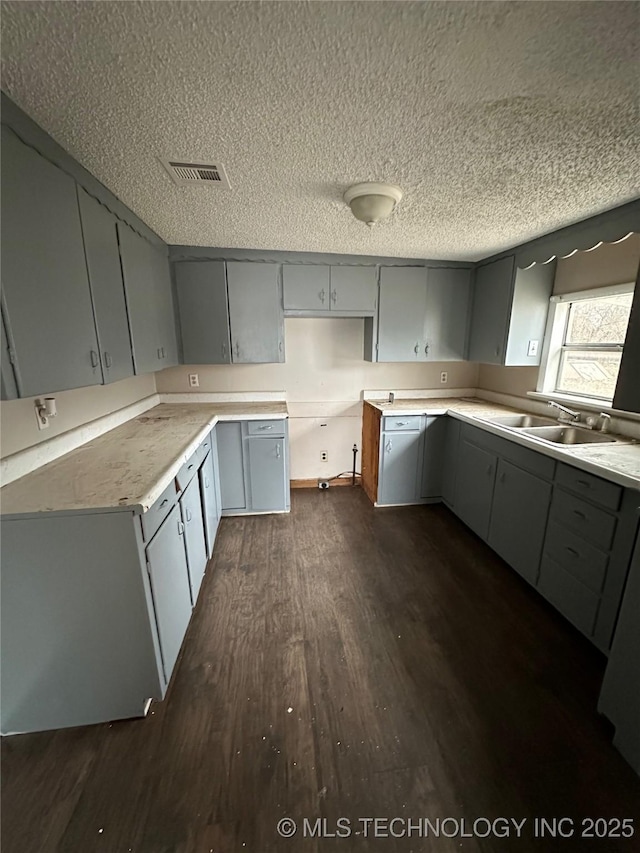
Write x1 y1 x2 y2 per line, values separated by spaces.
226 262 284 363
421 416 447 498
468 256 555 365
425 268 472 361
146 504 193 683
180 476 208 605
283 264 376 316
175 261 231 364
118 223 178 374
441 418 461 507
199 440 221 558
454 434 497 539
1 306 18 401
330 266 377 313
377 267 428 361
283 265 330 311
217 422 247 511
1 125 102 397
77 188 134 384
378 418 423 505
488 459 552 585
247 436 288 511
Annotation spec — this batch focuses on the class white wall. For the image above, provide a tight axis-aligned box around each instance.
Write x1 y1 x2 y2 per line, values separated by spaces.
156 318 480 479
0 374 157 459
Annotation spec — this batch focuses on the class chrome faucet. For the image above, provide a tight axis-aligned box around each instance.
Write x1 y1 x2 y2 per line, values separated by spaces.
548 401 581 423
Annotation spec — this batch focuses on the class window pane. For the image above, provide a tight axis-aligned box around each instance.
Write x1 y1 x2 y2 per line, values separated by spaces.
556 349 622 399
565 293 633 345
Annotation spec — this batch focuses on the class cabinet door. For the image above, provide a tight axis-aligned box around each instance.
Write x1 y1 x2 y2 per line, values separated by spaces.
152 245 178 368
1 125 101 396
421 416 447 498
379 431 421 505
425 268 471 361
247 437 287 511
283 265 329 310
454 438 497 539
180 476 208 605
441 417 461 507
210 426 223 522
77 188 134 383
467 256 515 364
117 222 161 375
217 422 247 510
146 505 193 684
175 261 231 364
199 449 220 558
377 267 427 361
488 459 552 585
0 304 18 400
226 262 284 363
330 266 377 312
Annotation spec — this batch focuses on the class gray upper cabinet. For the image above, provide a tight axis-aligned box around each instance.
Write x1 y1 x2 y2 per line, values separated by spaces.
1 125 102 397
613 267 640 414
77 188 134 384
283 265 330 311
175 261 231 364
329 266 377 313
425 268 472 361
377 267 428 361
468 255 555 365
118 223 178 374
226 262 284 363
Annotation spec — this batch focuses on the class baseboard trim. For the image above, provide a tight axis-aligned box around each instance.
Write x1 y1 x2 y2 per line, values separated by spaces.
291 477 361 489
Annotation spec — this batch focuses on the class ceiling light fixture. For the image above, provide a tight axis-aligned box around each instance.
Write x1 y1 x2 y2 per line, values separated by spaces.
344 182 403 227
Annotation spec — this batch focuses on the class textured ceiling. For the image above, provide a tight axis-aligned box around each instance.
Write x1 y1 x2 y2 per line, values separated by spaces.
1 1 638 260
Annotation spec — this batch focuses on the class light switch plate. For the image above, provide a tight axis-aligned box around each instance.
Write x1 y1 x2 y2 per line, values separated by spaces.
527 340 539 357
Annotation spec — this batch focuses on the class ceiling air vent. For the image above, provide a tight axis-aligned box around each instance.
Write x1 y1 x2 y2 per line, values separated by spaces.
160 158 230 188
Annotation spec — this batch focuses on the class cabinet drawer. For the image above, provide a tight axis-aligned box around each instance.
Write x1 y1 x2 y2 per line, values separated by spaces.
176 453 200 491
538 555 600 637
141 479 177 543
543 521 609 594
551 488 617 551
247 419 285 436
555 463 622 511
383 415 422 432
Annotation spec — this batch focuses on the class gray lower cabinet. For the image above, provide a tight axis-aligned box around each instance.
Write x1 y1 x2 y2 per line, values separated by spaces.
217 420 290 515
199 441 222 558
379 423 423 505
77 188 134 384
146 504 193 683
1 124 102 397
179 476 208 604
226 262 284 363
421 416 447 498
175 261 231 364
488 459 552 585
454 436 497 539
441 418 461 507
468 255 555 366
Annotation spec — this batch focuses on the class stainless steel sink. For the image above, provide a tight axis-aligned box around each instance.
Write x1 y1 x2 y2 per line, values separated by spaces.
520 426 617 445
489 414 557 428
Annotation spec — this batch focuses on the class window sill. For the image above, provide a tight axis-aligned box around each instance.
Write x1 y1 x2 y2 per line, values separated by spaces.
527 390 640 422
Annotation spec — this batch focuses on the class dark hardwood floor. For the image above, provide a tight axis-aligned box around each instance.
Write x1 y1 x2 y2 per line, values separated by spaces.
2 488 639 853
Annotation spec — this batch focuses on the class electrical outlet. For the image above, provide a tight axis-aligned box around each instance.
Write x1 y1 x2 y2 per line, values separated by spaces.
320 451 328 462
527 340 539 357
188 373 199 388
440 371 448 384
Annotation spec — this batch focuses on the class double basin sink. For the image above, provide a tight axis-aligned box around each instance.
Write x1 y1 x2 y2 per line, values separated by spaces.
486 414 618 446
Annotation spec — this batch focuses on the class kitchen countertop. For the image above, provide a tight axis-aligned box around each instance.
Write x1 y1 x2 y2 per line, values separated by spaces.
367 397 640 490
0 402 288 518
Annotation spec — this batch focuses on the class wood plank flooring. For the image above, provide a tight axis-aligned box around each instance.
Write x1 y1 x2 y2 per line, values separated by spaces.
2 488 639 853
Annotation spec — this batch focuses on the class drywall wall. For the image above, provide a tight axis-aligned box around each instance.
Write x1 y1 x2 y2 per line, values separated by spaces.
478 235 640 400
156 318 480 479
0 373 157 459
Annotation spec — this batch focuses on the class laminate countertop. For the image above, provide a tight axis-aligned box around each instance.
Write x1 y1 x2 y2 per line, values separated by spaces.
0 402 288 518
367 397 640 490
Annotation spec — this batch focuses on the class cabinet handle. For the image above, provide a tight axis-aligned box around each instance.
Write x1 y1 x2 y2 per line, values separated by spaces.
222 343 227 359
276 443 281 459
234 341 240 358
486 465 493 476
188 464 194 470
566 546 580 557
159 499 169 509
90 350 99 369
396 421 409 426
177 520 185 535
495 346 501 357
157 347 163 360
259 424 274 430
385 440 393 453
104 351 113 368
204 476 210 488
572 509 587 520
186 508 192 523
424 343 430 356
331 289 337 304
279 340 283 354
414 343 420 355
576 479 591 489
319 289 325 304
161 347 166 359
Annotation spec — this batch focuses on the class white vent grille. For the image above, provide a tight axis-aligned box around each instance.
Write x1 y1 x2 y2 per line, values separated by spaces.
160 158 230 188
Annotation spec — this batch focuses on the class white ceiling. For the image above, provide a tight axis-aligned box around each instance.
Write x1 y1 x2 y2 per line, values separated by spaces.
1 1 638 260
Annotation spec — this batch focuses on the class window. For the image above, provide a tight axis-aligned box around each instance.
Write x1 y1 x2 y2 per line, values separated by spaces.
537 284 634 403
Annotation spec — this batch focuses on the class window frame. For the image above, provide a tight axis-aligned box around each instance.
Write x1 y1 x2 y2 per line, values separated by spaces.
536 282 635 404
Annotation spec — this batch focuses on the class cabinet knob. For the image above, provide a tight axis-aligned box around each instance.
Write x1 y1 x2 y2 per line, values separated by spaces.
204 476 210 488
104 351 113 368
331 289 337 304
414 343 420 354
234 341 240 358
186 508 192 522
424 343 430 356
222 343 227 358
90 350 100 369
495 346 500 357
259 424 274 430
319 289 325 304
157 347 163 360
177 520 185 535
566 546 580 558
275 443 281 459
385 440 392 453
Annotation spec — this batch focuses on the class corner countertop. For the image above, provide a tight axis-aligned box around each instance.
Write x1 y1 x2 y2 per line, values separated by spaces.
366 397 640 490
0 402 288 518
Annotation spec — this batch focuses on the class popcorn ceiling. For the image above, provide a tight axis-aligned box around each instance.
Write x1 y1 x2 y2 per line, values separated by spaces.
1 1 638 260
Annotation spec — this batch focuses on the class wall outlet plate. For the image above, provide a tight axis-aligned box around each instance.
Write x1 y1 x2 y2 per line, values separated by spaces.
527 340 539 357
318 480 329 490
320 451 328 462
188 373 199 387
440 371 448 383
